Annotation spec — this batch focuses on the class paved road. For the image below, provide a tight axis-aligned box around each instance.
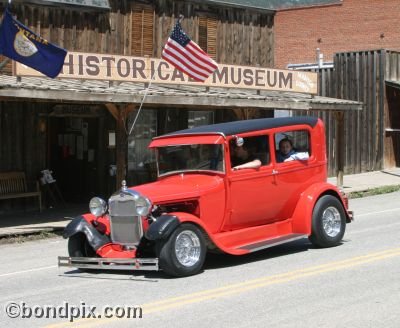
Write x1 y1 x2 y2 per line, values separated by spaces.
1 192 400 328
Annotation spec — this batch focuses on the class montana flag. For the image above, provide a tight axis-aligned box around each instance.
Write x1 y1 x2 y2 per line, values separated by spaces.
0 9 67 78
161 22 218 82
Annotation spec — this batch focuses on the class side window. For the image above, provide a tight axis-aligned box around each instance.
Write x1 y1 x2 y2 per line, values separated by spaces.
275 130 310 163
230 135 270 167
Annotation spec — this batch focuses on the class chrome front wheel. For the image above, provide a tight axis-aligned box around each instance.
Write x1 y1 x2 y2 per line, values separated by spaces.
157 223 206 277
175 230 202 267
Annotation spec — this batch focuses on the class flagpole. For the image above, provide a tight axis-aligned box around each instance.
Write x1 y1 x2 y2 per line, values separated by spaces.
127 61 160 136
127 14 184 136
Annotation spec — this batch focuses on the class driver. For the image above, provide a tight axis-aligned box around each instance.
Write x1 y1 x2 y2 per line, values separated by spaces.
231 141 261 170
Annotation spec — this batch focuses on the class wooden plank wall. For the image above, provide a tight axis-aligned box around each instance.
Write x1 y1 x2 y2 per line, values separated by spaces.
2 1 274 67
334 50 385 174
297 50 386 176
11 2 128 54
0 103 49 183
153 0 274 66
295 68 337 176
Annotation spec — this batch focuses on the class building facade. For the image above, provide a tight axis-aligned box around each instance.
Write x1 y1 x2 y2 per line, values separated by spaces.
0 0 361 213
273 0 400 174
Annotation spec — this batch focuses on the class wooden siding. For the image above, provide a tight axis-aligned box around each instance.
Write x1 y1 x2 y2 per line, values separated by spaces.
0 56 12 75
1 0 274 66
0 103 49 185
297 50 389 176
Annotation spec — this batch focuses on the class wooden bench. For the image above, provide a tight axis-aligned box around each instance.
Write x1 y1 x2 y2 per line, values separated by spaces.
0 172 42 212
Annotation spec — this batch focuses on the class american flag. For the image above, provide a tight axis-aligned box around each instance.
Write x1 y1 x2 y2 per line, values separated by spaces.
161 22 218 82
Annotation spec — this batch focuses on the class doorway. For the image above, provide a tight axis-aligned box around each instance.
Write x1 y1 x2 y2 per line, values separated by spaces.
384 85 400 168
48 116 102 203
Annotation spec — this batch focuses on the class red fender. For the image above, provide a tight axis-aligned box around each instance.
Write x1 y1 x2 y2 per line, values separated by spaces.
291 182 346 235
169 212 248 255
81 213 95 223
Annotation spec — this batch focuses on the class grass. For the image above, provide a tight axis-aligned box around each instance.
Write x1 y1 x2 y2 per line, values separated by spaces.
348 185 400 199
0 230 63 245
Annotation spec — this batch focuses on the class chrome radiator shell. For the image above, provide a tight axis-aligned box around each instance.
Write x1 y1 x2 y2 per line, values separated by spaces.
108 191 144 246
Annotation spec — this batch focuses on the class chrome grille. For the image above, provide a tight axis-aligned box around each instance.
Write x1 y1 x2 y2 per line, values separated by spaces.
110 215 143 246
109 192 144 246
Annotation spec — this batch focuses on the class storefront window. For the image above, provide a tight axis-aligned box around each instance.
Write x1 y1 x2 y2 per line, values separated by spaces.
188 111 214 128
127 110 157 184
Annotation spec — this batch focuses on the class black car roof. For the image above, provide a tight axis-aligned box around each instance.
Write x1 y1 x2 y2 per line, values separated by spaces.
156 116 318 139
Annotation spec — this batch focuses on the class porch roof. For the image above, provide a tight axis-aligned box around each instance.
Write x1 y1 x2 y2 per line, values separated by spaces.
0 75 363 112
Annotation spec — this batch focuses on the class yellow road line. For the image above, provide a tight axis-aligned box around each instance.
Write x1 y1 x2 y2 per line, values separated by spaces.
45 247 400 328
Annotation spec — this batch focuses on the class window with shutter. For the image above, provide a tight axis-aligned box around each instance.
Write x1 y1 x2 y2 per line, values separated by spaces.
131 4 154 57
0 56 12 75
198 16 217 60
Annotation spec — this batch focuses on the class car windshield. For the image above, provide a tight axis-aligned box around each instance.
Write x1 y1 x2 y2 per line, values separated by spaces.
156 144 225 176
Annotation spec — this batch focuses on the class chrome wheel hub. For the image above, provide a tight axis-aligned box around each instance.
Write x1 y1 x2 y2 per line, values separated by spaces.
322 206 342 237
175 230 201 267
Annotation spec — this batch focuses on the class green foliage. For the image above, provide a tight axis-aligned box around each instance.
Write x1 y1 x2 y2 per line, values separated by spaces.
349 185 400 199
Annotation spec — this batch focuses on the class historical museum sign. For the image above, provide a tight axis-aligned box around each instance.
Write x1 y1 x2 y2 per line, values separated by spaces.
15 51 318 94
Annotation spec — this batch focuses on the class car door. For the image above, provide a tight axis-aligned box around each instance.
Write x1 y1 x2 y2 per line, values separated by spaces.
271 126 321 220
224 133 288 230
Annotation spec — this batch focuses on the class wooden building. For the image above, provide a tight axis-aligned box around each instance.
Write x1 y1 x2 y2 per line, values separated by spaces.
0 0 361 212
271 0 400 176
296 50 400 176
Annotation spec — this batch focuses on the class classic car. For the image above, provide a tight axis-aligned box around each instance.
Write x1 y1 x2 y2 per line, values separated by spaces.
58 116 353 277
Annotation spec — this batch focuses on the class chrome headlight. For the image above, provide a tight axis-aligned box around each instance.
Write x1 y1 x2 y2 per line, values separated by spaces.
136 195 152 216
89 197 107 217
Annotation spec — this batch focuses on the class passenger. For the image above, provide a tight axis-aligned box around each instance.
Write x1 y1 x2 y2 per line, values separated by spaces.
231 142 261 170
276 138 309 163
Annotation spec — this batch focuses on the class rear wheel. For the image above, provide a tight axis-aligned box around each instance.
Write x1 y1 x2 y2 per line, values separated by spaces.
157 223 206 277
309 195 346 248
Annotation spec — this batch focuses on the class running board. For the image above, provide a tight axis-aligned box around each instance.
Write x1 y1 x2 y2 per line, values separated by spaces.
58 256 159 271
237 233 308 253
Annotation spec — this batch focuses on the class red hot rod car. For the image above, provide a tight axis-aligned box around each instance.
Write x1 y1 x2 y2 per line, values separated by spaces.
59 116 353 277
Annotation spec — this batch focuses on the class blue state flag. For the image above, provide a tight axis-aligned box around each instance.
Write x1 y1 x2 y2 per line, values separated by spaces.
0 9 67 78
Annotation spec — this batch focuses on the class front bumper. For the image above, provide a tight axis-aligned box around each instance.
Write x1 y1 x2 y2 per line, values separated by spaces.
58 256 159 271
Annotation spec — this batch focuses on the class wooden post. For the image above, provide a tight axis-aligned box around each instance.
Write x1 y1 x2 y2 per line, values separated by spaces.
334 111 345 187
116 107 127 190
105 103 128 190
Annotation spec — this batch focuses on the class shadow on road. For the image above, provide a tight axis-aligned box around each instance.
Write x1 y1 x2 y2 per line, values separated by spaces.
203 239 313 271
57 238 338 280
